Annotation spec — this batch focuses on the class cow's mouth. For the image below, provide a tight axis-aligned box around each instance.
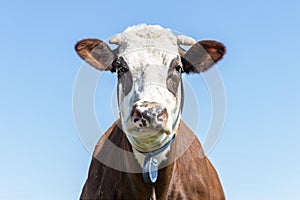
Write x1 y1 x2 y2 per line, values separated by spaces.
125 126 174 152
126 126 171 138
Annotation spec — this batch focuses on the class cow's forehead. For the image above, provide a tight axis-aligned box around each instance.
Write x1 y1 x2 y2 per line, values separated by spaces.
120 49 178 72
114 25 179 56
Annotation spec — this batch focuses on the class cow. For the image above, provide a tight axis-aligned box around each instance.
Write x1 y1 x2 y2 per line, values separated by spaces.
75 24 226 200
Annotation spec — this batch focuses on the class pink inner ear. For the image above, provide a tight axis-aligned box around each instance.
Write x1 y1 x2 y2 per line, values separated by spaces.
206 47 223 61
207 48 218 53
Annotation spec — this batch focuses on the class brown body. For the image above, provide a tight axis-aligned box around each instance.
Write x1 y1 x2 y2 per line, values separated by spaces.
80 120 225 200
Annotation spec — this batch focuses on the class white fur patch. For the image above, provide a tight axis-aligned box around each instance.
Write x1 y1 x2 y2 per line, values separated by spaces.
118 24 178 55
132 144 171 167
113 25 184 153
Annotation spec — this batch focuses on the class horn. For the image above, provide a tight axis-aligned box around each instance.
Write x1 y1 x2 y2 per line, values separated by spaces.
178 46 186 57
177 35 196 46
109 34 122 45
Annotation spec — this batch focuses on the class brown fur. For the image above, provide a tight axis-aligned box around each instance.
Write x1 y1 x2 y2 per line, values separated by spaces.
80 120 225 200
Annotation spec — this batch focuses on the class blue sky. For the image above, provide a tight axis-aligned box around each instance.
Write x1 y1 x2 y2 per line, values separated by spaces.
1 0 300 199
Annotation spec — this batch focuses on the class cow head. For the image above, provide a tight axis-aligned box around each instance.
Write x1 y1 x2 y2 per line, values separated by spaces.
75 25 225 152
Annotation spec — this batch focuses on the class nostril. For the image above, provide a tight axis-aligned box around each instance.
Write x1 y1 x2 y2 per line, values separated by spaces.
131 109 142 122
157 108 167 121
157 112 164 118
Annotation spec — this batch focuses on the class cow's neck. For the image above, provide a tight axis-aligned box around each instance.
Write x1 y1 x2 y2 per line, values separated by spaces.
132 134 175 183
129 124 178 162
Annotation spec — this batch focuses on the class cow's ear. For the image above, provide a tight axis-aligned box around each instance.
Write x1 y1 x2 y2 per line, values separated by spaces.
182 40 226 73
75 39 117 71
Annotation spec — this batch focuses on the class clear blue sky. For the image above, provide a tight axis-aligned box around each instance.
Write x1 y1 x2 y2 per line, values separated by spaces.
1 0 300 199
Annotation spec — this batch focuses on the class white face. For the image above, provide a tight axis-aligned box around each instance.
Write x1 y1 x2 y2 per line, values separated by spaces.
113 25 184 152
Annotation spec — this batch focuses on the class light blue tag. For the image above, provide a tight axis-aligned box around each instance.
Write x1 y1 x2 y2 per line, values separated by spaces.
143 155 158 183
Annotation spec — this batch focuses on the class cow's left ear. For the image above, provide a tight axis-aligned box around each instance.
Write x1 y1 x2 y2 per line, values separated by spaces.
181 40 226 73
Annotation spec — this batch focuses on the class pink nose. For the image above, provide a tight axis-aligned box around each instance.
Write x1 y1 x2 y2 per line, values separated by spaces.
131 103 168 128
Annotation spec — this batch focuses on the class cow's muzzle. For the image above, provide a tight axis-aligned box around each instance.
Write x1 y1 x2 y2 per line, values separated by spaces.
131 102 168 130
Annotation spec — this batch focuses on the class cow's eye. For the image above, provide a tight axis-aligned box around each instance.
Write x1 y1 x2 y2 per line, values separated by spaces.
112 57 133 95
167 60 183 96
175 65 184 73
117 66 129 79
112 57 129 79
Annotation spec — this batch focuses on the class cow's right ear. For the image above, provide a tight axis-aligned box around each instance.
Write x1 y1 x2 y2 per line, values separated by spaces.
75 39 117 71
